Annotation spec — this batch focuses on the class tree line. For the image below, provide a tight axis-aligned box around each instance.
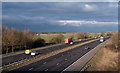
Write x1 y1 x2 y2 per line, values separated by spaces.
2 27 45 54
2 27 112 54
2 27 91 54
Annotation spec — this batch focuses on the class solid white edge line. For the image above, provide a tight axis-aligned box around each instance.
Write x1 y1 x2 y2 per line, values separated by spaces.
61 39 109 73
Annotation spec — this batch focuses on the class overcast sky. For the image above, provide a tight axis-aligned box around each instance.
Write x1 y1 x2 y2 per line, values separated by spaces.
2 2 118 32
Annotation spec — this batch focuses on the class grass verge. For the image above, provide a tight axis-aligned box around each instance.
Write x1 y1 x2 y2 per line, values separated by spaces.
86 43 118 71
86 47 104 71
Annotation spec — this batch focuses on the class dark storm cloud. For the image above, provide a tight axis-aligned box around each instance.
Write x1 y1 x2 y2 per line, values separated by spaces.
2 2 118 32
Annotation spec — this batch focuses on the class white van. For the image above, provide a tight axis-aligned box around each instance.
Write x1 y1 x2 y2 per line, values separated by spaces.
100 37 104 42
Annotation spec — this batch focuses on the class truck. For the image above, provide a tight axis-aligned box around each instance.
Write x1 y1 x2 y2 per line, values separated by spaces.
65 38 73 44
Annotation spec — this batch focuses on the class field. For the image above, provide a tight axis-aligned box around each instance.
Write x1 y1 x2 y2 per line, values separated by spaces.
2 27 113 54
32 33 103 43
33 34 77 43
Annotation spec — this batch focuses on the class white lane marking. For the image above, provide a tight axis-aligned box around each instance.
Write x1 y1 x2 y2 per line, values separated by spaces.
29 68 33 71
65 59 67 60
43 62 46 64
62 40 109 72
56 63 59 65
2 38 92 58
45 69 48 71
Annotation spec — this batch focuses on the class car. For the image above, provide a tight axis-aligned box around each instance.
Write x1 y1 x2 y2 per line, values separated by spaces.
79 39 82 41
70 42 73 44
25 50 32 55
100 36 104 42
31 51 39 56
94 37 97 39
85 46 89 50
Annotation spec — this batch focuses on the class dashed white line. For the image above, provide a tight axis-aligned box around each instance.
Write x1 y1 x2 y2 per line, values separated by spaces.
44 69 48 71
65 59 67 61
56 63 59 65
62 40 109 72
43 62 46 64
29 68 33 71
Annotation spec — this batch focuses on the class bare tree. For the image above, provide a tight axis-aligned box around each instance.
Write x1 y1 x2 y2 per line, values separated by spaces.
8 28 19 53
101 32 105 37
2 27 11 54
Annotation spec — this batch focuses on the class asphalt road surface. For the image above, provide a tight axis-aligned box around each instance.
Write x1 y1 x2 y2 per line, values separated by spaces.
6 37 109 73
2 38 94 66
63 39 109 71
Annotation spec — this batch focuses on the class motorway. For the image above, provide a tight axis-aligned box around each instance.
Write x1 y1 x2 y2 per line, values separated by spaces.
6 37 109 73
2 38 94 66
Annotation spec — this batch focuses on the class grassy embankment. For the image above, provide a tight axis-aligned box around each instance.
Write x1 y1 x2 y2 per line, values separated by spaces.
86 31 119 71
86 47 118 71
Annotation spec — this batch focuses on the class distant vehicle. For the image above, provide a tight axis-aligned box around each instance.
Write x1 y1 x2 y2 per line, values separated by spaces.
100 36 104 42
94 37 97 39
25 50 32 55
85 46 89 50
31 51 39 56
65 38 73 44
79 39 82 41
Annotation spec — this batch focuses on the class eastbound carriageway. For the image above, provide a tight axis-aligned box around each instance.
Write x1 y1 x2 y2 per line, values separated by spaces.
1 37 110 72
